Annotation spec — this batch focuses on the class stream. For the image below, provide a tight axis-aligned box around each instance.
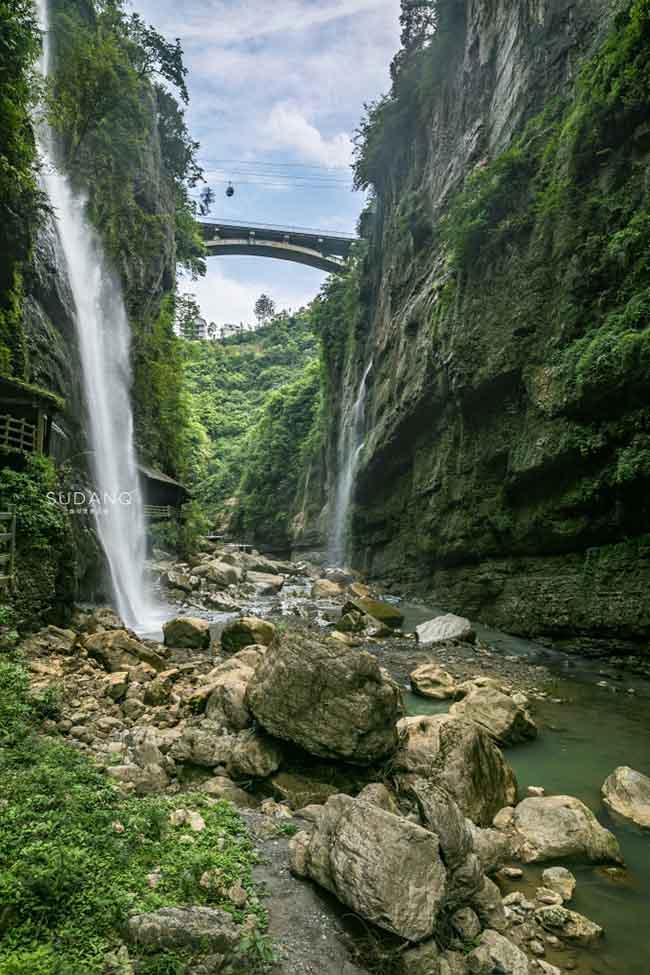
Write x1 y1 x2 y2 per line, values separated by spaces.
148 564 650 974
399 602 650 975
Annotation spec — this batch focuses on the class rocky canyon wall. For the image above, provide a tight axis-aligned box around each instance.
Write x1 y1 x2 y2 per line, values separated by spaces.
326 0 650 656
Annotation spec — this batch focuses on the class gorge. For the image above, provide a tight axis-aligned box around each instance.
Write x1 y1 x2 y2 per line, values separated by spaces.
1 1 650 974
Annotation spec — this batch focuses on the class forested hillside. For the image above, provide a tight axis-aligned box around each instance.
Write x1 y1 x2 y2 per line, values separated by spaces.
181 311 320 547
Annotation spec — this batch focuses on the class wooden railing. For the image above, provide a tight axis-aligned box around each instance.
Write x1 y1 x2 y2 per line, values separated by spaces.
0 509 16 588
0 414 37 454
144 504 174 521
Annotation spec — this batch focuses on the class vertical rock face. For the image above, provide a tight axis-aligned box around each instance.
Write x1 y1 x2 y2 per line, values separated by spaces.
324 0 650 657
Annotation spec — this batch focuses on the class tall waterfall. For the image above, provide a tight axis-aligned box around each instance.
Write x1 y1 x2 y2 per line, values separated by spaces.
36 0 155 629
328 360 372 565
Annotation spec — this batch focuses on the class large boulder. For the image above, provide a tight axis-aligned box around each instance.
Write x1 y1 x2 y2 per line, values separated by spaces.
450 686 537 746
416 614 475 646
127 907 239 954
246 630 401 764
84 630 166 673
601 766 650 829
220 617 276 654
494 796 623 864
410 663 457 700
162 617 210 650
290 794 447 942
393 715 517 825
204 560 243 588
343 596 404 627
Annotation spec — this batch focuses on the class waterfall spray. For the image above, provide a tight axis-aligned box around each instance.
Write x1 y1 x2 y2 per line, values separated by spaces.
328 360 372 565
35 0 156 629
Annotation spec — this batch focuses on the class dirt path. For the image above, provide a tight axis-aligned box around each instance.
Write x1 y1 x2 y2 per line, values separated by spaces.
243 810 369 975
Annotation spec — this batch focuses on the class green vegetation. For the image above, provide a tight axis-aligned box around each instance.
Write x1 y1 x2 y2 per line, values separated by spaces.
233 358 321 547
46 0 205 478
0 655 266 975
0 456 74 628
181 312 318 533
0 0 45 379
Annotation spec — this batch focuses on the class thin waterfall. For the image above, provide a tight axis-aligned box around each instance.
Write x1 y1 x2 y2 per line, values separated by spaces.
328 360 372 565
35 0 156 630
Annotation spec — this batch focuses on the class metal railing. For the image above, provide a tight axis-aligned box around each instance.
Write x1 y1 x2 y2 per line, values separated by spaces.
0 414 37 454
199 218 358 240
0 509 16 588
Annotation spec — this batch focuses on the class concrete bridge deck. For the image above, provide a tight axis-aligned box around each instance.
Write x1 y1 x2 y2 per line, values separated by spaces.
199 219 358 273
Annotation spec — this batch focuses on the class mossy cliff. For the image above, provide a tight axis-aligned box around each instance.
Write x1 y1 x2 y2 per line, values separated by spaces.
322 0 650 655
0 0 199 622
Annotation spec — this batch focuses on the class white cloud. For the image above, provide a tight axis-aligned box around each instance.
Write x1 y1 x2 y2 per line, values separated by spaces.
180 260 326 326
264 103 352 167
135 0 392 46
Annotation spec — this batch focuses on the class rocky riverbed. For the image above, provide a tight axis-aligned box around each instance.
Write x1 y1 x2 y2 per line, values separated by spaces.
18 538 650 975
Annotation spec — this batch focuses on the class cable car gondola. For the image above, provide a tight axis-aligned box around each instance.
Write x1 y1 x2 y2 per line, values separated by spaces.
225 183 235 198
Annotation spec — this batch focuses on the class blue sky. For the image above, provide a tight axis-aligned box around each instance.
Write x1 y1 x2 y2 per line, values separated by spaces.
128 0 401 325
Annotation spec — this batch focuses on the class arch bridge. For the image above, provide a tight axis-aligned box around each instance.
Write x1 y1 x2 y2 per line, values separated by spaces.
199 219 358 274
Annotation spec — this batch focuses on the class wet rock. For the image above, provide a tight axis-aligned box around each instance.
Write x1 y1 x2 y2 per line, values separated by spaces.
534 905 603 946
343 596 404 627
410 663 457 700
127 906 239 954
246 629 401 764
163 617 210 650
220 617 276 654
601 766 650 829
85 630 166 672
467 929 530 974
416 614 475 646
393 715 517 825
494 796 623 864
312 578 345 599
541 866 576 902
293 794 447 942
450 686 537 746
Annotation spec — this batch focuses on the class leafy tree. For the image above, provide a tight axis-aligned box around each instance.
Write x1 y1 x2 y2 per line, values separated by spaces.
0 0 44 378
254 294 276 324
125 12 189 103
175 293 203 340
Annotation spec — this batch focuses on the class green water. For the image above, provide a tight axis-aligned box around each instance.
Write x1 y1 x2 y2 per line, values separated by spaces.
401 603 650 974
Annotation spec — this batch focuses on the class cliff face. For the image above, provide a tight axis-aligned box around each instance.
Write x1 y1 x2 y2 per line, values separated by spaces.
330 0 650 655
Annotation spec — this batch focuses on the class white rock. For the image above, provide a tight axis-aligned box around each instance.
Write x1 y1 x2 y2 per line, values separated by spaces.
416 614 476 646
601 766 650 829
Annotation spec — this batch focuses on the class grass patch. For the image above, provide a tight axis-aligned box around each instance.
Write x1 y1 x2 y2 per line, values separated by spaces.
0 657 266 975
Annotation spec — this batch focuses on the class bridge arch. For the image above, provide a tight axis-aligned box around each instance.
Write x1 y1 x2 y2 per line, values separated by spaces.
199 220 357 275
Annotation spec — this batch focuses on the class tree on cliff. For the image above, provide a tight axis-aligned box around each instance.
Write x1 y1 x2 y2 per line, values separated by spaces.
254 294 276 324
